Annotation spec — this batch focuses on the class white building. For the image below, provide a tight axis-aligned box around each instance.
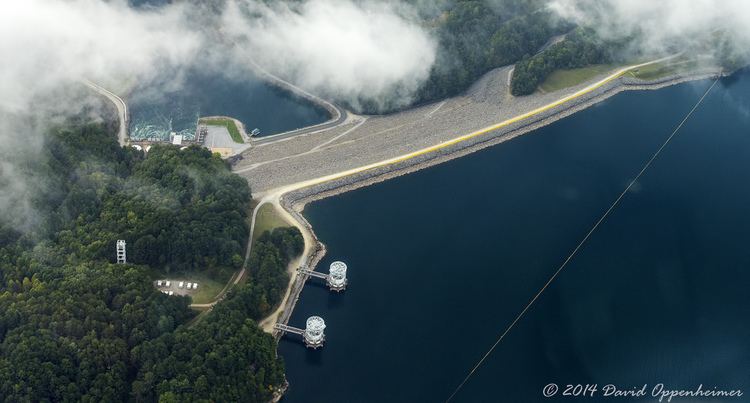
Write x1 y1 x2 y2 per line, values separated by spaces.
170 133 183 145
304 316 326 348
116 240 126 264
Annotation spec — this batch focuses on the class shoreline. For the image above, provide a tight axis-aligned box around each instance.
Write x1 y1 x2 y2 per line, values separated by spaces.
246 60 351 143
287 71 721 209
83 79 129 147
199 115 249 141
266 68 723 339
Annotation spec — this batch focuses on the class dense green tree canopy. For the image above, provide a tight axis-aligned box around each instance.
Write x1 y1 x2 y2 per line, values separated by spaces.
510 28 619 96
0 108 300 401
405 0 571 109
131 227 304 401
58 142 251 273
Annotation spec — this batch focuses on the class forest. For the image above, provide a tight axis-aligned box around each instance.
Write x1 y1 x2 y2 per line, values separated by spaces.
131 228 303 401
408 0 572 107
510 28 619 95
416 1 747 103
0 105 301 401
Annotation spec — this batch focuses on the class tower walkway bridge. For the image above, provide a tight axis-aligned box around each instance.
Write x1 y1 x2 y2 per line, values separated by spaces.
297 261 348 292
274 316 326 349
274 323 304 336
273 261 349 349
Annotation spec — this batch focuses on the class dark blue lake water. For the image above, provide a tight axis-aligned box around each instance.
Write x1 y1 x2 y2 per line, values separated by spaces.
279 72 750 402
128 69 329 140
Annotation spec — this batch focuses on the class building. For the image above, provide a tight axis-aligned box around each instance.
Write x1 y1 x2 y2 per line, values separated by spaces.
170 133 183 146
116 240 126 264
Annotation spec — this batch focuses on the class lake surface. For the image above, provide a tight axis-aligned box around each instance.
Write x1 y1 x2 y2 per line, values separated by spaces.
279 72 750 402
128 69 329 140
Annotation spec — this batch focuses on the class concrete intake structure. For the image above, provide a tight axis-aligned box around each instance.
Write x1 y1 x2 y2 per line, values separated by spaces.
297 261 349 292
274 316 327 349
303 316 326 348
327 261 348 291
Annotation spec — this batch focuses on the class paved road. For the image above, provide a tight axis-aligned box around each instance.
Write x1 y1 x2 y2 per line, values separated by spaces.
89 57 682 324
535 32 570 56
251 101 349 146
247 56 676 199
188 197 266 309
243 57 684 333
244 60 352 146
83 70 350 151
82 55 698 332
83 80 128 147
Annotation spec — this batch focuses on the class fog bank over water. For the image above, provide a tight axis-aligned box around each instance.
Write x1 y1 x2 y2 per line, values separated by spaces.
0 0 201 231
6 0 750 118
0 0 437 229
4 0 750 230
221 0 437 112
1 0 438 114
0 0 201 113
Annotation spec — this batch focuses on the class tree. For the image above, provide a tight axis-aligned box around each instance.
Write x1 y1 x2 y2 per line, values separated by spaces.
0 113 298 401
510 28 621 96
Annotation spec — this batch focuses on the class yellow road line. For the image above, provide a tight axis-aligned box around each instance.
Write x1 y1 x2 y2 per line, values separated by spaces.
277 58 674 194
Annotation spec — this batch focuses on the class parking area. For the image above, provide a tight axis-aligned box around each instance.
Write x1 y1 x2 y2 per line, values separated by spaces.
155 279 199 296
205 125 251 156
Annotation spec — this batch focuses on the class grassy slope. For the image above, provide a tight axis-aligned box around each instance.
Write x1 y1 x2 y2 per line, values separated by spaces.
539 64 616 93
183 203 278 307
538 57 700 93
627 59 697 80
200 117 244 144
153 267 234 305
187 269 234 304
252 203 290 243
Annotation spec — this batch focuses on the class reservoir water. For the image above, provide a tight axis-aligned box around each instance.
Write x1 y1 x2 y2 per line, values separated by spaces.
279 72 750 402
127 69 329 140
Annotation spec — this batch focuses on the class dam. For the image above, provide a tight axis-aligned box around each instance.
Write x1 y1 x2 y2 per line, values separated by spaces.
278 73 750 402
127 68 330 142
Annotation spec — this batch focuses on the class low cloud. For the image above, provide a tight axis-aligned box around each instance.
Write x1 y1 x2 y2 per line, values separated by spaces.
0 0 201 113
0 0 438 232
222 0 437 112
0 0 200 233
549 0 750 59
1 0 438 115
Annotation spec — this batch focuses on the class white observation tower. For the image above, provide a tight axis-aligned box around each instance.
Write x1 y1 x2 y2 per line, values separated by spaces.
116 240 126 264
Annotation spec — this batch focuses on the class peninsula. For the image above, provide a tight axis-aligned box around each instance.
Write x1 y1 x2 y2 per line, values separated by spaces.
234 57 723 331
5 0 748 401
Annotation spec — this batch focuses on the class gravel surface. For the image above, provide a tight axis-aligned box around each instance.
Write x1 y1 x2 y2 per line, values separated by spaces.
236 65 722 197
256 63 723 339
204 125 251 155
234 123 359 168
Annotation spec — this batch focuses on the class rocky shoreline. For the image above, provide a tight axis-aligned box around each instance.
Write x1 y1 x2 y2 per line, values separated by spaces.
268 68 724 342
247 60 348 139
282 69 722 210
263 66 726 403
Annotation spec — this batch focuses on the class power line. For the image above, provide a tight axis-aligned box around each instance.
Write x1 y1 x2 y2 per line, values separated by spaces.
445 77 720 403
